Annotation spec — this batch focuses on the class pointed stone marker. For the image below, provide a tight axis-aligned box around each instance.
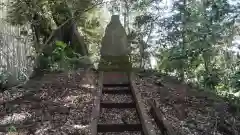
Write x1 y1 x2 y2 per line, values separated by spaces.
100 15 130 56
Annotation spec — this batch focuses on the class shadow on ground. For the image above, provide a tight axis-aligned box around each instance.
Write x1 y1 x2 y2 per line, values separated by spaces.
0 70 97 135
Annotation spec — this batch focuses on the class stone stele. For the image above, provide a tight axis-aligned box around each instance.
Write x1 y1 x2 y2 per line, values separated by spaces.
100 15 130 56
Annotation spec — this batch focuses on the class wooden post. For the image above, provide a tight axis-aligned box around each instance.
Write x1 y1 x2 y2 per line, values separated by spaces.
148 99 177 135
129 73 157 135
90 72 103 135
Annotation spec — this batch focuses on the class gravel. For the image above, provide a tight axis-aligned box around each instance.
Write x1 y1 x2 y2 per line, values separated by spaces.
99 108 140 124
101 94 133 103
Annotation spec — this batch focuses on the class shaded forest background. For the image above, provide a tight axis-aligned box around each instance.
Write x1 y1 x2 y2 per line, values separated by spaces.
1 0 240 112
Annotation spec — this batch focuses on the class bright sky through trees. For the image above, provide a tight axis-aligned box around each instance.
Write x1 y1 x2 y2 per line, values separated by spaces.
101 0 240 68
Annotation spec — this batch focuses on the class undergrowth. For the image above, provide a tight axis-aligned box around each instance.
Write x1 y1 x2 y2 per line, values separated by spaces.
37 40 92 73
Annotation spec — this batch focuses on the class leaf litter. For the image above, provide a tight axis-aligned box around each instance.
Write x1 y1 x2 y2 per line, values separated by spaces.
135 73 240 135
0 69 96 135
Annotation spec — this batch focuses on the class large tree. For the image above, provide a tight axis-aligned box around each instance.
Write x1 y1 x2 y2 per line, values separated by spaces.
6 0 103 75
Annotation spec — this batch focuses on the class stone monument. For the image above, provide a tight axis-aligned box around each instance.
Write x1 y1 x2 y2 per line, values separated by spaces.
98 15 132 72
100 15 130 56
98 15 132 84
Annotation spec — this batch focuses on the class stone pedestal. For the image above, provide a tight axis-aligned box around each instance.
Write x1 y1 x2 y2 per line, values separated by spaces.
102 71 129 84
98 55 132 71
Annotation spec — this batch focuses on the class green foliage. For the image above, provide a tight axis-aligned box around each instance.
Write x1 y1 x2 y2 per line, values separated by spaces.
134 15 153 28
202 68 222 90
153 0 237 89
231 71 240 93
223 93 240 114
38 40 92 72
0 70 9 86
6 0 102 76
6 0 102 54
7 125 17 132
113 0 240 109
52 41 67 62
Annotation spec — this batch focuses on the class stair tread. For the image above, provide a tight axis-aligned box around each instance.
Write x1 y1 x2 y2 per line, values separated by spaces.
103 83 130 87
102 89 131 94
100 102 135 108
97 123 142 132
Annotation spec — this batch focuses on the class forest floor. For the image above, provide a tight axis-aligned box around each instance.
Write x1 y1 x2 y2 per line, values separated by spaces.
0 69 239 135
136 72 240 135
0 69 97 135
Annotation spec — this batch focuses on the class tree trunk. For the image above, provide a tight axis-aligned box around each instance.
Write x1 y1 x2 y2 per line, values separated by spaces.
31 19 89 78
123 0 130 34
179 0 187 82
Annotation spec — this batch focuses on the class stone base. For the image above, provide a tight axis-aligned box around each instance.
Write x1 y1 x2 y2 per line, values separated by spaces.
98 55 132 72
102 72 129 84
